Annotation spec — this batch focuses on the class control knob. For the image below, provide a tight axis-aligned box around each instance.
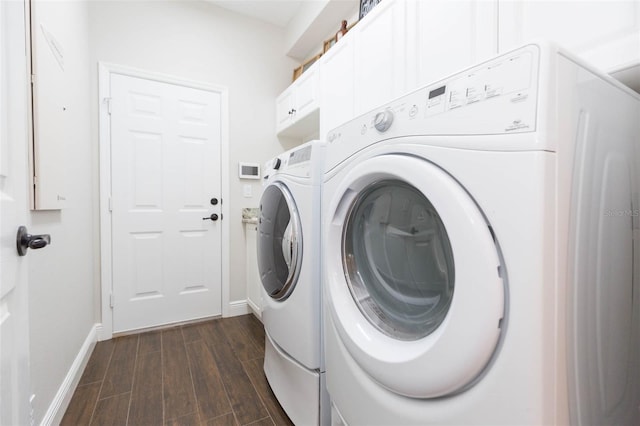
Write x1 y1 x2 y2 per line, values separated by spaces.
374 109 394 132
273 158 282 170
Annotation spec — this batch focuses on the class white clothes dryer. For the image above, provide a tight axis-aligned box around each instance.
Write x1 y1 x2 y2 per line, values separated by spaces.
322 42 640 426
258 140 329 425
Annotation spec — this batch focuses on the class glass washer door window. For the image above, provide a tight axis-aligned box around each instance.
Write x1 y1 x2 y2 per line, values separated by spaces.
257 182 303 301
325 153 504 398
343 180 455 341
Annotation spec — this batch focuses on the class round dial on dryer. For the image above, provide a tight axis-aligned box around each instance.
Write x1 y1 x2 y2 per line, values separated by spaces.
374 109 394 132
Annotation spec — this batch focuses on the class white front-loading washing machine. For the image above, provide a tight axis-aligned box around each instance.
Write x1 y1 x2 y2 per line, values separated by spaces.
322 42 640 426
258 140 329 425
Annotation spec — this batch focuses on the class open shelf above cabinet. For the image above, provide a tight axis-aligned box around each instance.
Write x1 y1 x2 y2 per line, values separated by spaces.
277 108 320 139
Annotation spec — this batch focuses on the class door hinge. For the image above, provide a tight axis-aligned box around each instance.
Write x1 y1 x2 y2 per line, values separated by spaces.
30 74 36 85
104 97 112 115
110 294 114 308
108 197 113 212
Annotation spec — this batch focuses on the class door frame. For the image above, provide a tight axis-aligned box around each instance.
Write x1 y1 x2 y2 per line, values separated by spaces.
98 62 230 340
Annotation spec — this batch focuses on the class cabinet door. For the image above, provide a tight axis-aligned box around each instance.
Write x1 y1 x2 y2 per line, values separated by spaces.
276 86 294 133
410 0 497 90
498 1 640 72
320 34 355 139
294 64 319 120
353 0 407 115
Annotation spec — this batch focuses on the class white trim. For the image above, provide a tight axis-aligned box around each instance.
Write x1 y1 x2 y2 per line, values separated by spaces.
41 324 98 426
247 298 262 320
98 62 231 339
98 62 113 339
95 323 108 342
227 300 250 317
220 87 231 317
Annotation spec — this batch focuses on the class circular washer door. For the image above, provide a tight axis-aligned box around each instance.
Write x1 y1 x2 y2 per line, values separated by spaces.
258 181 303 301
325 154 504 398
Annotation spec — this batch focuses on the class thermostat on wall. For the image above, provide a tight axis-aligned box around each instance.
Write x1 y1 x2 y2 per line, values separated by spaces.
239 162 260 180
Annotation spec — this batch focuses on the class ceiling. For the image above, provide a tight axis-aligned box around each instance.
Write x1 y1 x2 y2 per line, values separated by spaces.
205 0 304 28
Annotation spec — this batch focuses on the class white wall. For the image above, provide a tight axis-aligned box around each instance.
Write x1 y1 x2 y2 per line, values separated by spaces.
87 1 298 305
27 1 94 424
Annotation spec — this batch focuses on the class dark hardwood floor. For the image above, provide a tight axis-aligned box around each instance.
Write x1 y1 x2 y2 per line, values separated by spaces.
61 314 294 426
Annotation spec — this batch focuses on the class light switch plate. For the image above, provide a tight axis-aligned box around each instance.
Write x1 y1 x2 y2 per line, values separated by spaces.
243 184 252 198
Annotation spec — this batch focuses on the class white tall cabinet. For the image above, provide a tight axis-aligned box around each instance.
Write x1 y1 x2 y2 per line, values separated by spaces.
498 1 640 73
320 33 355 137
407 0 497 89
353 0 407 115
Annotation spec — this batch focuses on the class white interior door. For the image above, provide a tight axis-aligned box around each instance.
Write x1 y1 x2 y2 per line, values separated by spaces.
110 73 223 333
1 0 32 423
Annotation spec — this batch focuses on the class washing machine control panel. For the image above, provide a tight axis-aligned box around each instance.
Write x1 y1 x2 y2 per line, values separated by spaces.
338 44 540 149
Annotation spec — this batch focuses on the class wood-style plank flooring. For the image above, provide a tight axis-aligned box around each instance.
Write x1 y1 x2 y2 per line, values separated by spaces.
61 315 294 426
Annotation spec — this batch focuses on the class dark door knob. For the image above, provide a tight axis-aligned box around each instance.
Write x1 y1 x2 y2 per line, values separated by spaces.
210 198 219 205
202 213 219 221
16 226 51 256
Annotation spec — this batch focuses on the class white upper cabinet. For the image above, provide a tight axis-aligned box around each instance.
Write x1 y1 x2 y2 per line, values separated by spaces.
498 1 640 73
320 33 356 138
353 0 407 115
295 65 320 116
407 0 498 91
276 86 295 130
276 61 320 138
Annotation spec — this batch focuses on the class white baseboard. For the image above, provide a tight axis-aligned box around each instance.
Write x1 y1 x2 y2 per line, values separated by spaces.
247 299 262 321
227 300 250 317
95 322 110 341
41 324 98 426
